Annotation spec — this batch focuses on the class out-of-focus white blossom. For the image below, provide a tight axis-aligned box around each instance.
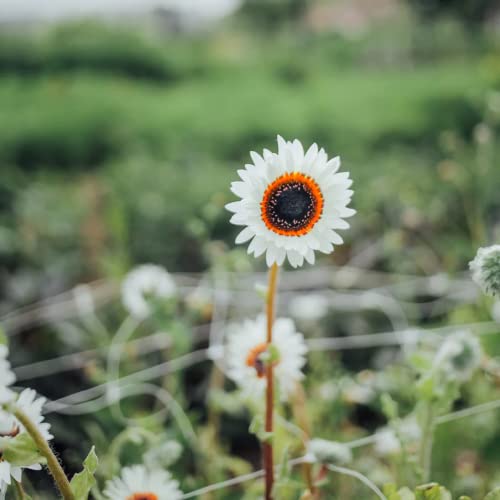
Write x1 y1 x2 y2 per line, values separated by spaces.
374 418 421 457
0 345 15 405
433 330 482 383
288 293 330 322
226 315 307 400
307 438 352 465
103 465 182 500
0 388 52 496
122 264 177 319
470 245 500 297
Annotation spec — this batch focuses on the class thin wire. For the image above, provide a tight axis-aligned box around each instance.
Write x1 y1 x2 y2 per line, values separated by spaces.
13 330 172 382
43 348 210 414
181 456 308 499
326 464 388 500
436 398 500 425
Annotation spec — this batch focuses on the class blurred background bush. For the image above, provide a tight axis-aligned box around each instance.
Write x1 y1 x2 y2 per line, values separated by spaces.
2 0 500 497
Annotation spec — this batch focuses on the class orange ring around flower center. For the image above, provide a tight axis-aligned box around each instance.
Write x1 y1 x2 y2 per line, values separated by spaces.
260 172 324 236
127 493 159 500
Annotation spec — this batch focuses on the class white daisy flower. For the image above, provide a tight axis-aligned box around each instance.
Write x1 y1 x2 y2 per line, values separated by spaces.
103 465 182 500
122 264 177 319
0 345 15 405
226 315 307 400
226 136 355 268
0 389 51 496
470 245 500 297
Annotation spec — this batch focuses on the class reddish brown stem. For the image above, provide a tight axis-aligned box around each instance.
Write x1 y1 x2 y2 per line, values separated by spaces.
264 263 279 500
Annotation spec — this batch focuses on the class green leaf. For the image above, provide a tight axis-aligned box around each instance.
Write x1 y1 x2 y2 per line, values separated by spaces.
380 393 399 420
398 487 416 500
70 446 98 500
249 414 274 443
2 433 45 467
0 326 7 346
415 483 452 500
484 488 500 500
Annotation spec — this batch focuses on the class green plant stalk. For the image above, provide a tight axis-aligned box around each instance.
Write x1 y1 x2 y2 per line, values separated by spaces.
419 403 435 483
13 406 75 500
13 479 28 500
264 263 279 500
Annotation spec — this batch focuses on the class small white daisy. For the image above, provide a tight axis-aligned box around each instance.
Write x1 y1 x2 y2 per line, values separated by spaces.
0 389 51 496
0 345 15 405
122 264 177 319
470 245 500 297
226 315 307 399
103 465 182 500
226 136 355 267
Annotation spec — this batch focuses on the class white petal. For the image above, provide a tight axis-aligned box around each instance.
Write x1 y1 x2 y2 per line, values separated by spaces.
266 246 277 267
305 248 315 265
235 227 255 244
225 201 242 213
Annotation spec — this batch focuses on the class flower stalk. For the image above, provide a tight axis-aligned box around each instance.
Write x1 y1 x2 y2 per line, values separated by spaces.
12 405 75 500
264 263 279 500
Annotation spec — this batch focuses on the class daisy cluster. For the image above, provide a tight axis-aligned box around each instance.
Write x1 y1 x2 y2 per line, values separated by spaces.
0 345 52 499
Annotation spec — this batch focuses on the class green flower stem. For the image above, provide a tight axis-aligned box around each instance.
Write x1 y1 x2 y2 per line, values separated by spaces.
264 263 279 500
13 406 75 500
419 403 435 483
13 479 28 500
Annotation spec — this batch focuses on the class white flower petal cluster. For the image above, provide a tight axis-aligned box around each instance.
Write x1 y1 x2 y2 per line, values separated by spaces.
288 293 330 322
0 345 15 405
470 245 500 297
103 465 182 500
225 315 307 400
226 136 355 268
0 368 51 499
433 330 482 383
122 264 177 319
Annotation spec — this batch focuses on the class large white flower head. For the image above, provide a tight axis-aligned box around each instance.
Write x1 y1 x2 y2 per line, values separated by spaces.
103 465 182 500
226 136 355 268
470 245 500 297
122 264 177 319
0 345 15 405
226 315 307 400
0 389 51 497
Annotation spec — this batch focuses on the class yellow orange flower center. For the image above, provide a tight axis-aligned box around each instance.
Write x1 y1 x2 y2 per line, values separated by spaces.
261 172 323 236
127 493 158 500
245 342 279 378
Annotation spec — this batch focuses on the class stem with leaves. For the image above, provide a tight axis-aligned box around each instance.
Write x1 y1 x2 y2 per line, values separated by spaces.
264 263 279 500
12 406 75 500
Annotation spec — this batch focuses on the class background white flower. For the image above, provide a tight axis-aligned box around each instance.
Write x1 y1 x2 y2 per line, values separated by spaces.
225 315 307 399
103 465 182 500
0 345 15 405
122 264 177 319
433 330 482 383
0 389 51 497
226 136 355 268
470 245 500 297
